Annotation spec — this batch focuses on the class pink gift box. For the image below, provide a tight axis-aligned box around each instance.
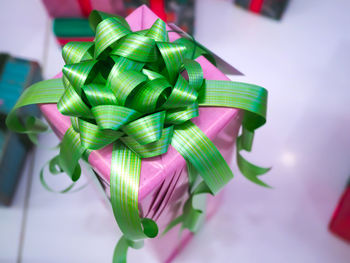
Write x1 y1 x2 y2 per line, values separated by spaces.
39 5 243 262
42 0 124 18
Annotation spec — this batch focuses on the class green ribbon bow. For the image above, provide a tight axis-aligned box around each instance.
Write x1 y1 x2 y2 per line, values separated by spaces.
6 10 270 262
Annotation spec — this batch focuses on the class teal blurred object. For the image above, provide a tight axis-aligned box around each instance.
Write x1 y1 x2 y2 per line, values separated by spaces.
53 18 94 37
0 54 42 206
0 55 42 116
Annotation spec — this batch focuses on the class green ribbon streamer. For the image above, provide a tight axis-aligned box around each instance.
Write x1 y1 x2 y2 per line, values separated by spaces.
6 10 270 262
39 154 88 193
111 142 158 241
171 121 233 195
5 78 64 143
163 163 210 235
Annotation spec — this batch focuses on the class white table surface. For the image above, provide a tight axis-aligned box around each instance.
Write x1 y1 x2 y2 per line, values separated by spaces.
1 0 350 262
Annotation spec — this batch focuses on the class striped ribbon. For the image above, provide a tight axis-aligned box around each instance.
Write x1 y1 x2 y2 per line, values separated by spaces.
6 10 269 262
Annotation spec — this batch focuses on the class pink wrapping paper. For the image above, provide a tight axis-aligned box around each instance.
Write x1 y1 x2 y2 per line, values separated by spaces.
39 6 243 262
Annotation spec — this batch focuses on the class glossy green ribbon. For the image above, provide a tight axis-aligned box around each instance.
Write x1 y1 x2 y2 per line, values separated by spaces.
6 10 269 262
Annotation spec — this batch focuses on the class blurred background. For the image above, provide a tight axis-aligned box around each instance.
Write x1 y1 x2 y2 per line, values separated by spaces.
1 0 350 262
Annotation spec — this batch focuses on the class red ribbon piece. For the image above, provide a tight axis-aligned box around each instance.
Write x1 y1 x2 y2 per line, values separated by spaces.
149 0 167 22
329 186 350 242
77 0 93 17
249 0 264 13
57 37 94 46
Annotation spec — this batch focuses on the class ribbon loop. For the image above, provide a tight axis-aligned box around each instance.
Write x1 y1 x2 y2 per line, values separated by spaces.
59 126 85 182
109 70 147 105
183 59 204 91
57 84 93 118
62 60 97 91
94 17 131 58
163 75 198 109
62 41 94 65
141 68 165 80
121 126 173 158
122 111 166 145
129 78 171 113
79 119 122 150
165 103 199 125
89 10 129 32
111 33 157 62
157 42 187 83
92 105 140 130
82 83 118 106
146 19 168 42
